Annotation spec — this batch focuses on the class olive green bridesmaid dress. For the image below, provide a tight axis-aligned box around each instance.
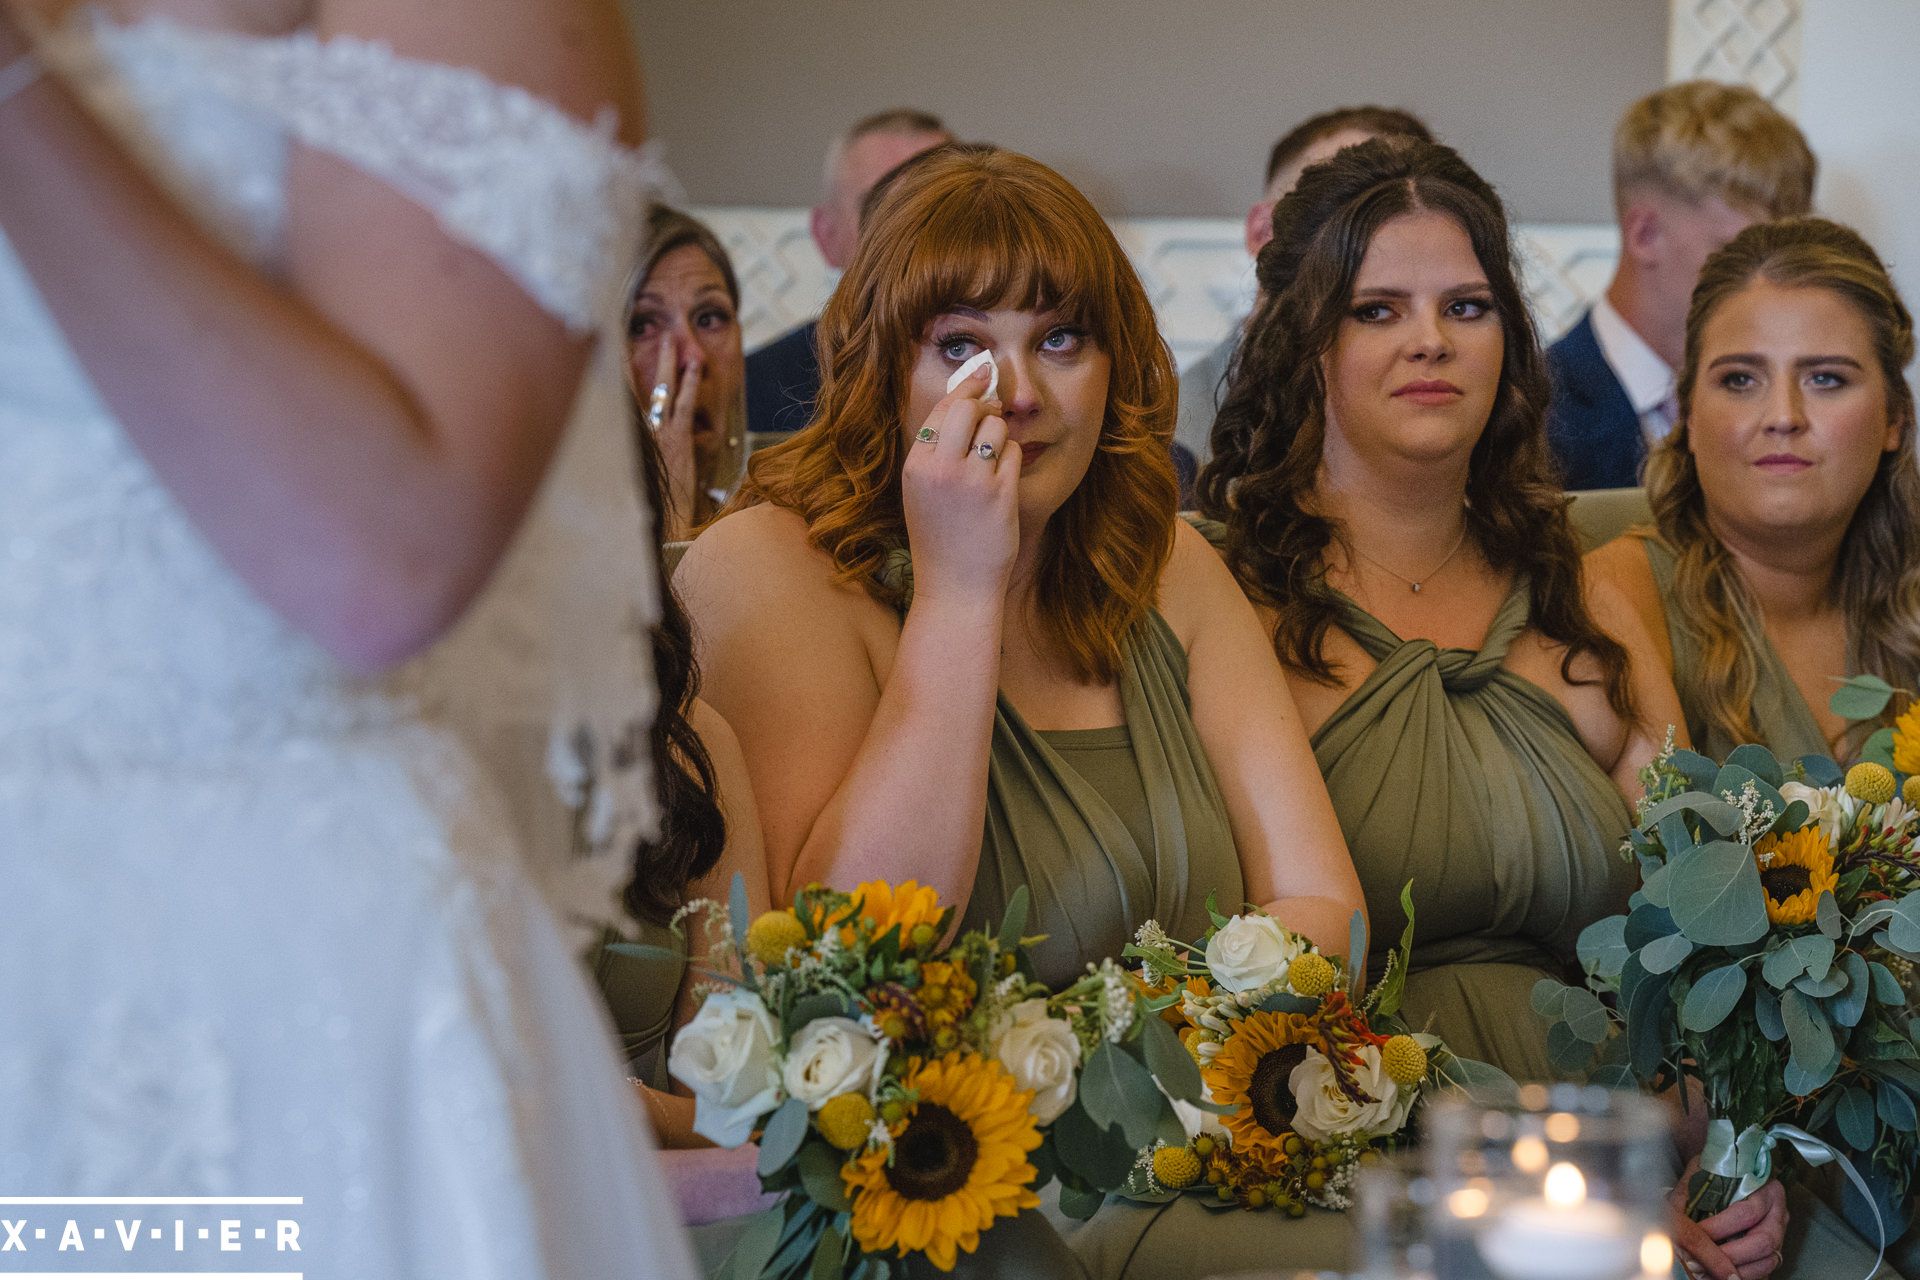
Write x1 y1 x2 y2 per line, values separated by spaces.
1638 533 1835 761
1068 527 1637 1279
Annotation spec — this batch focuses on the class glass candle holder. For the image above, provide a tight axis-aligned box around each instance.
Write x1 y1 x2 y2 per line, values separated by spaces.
1422 1083 1674 1280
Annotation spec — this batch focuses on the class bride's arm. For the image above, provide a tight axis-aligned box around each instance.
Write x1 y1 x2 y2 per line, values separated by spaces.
0 0 644 671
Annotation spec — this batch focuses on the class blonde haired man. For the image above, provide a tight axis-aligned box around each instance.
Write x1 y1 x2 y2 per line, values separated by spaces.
1548 81 1816 489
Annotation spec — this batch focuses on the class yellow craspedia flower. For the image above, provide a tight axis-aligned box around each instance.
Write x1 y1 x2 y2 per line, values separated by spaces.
1152 1145 1203 1189
843 1054 1041 1272
1904 774 1920 809
745 910 808 967
817 1092 876 1151
1894 703 1920 776
1754 825 1839 926
1846 762 1897 806
1287 953 1337 998
1381 1035 1429 1088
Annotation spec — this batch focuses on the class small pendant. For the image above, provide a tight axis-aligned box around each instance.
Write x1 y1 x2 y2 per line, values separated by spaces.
1410 582 1422 593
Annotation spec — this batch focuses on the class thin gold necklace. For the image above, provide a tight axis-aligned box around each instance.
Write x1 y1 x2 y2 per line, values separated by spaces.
1349 518 1470 594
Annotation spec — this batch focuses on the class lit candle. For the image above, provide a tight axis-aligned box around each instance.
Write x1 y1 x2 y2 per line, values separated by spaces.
1476 1163 1641 1280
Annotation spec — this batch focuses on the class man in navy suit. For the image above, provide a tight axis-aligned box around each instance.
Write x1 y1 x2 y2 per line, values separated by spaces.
745 109 952 434
1547 82 1815 490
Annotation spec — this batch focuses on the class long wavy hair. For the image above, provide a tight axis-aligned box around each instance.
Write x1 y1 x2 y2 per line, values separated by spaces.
733 144 1179 683
625 412 727 926
1646 217 1920 749
1198 138 1632 712
626 204 747 515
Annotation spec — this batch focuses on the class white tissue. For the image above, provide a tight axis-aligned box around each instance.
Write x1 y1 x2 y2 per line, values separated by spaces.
945 350 999 401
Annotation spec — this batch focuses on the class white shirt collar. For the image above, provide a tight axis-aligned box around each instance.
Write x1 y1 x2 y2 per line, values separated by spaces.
1588 294 1675 416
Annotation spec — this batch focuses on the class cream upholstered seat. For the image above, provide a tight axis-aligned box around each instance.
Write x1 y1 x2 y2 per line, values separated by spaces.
1567 487 1651 551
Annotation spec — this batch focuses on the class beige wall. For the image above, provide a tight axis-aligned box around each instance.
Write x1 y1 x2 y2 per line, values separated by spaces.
629 0 1666 222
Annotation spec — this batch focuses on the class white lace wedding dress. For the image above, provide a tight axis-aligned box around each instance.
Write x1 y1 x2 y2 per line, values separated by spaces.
0 13 697 1278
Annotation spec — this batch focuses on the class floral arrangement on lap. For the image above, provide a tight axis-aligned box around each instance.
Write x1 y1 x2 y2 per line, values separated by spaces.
1119 889 1505 1215
1534 725 1920 1260
651 879 1206 1278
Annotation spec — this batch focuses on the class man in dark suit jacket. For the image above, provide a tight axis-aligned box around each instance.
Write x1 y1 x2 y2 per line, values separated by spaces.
745 109 952 434
1546 82 1815 491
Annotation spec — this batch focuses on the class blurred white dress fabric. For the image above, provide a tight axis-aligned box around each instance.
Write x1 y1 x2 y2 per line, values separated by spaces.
0 14 696 1278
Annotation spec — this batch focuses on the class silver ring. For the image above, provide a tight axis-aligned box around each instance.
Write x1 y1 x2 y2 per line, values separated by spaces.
647 382 670 431
976 441 998 461
915 425 939 444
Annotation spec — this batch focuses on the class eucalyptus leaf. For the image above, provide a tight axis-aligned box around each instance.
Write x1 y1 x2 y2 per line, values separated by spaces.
1781 989 1839 1080
1864 728 1898 770
1818 891 1844 940
1079 1040 1164 1150
1349 907 1368 982
1877 1080 1919 1133
1785 1058 1834 1095
1562 987 1614 1045
1727 744 1786 787
1795 967 1850 999
1640 931 1696 975
795 1140 853 1214
1831 674 1897 722
1884 893 1920 955
1589 1063 1639 1091
1798 755 1845 787
1050 1104 1137 1190
1713 762 1787 823
1531 979 1573 1020
1836 1087 1878 1151
1770 800 1811 837
1640 861 1676 910
1681 963 1749 1033
1754 986 1786 1041
1257 992 1321 1015
1439 1055 1520 1102
1832 951 1872 1029
1577 917 1631 983
719 1204 787 1280
1626 902 1680 953
758 1096 811 1178
1548 1021 1597 1075
1056 1182 1106 1222
1670 749 1721 790
811 1223 846 1280
785 992 857 1038
1138 1006 1204 1105
1640 790 1747 841
1870 962 1907 1004
1627 968 1674 1080
1669 841 1770 946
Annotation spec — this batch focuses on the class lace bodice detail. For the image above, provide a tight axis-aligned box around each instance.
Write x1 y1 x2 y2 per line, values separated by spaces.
0 14 667 930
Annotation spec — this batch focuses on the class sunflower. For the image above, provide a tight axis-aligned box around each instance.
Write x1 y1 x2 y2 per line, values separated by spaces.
843 1053 1041 1272
816 879 947 946
1754 825 1839 926
1202 1009 1325 1160
1895 702 1920 776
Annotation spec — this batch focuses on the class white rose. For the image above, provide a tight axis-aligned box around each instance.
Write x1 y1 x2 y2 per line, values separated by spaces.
667 987 782 1147
991 1000 1081 1124
781 1017 887 1111
1204 914 1305 993
1780 782 1858 845
1288 1045 1415 1143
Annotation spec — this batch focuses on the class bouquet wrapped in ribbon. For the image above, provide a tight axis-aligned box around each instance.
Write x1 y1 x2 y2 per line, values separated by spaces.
652 878 1198 1277
1117 890 1504 1215
1533 731 1920 1260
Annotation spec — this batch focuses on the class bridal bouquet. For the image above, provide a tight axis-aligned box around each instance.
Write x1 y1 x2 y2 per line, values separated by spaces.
656 879 1185 1277
1533 732 1920 1247
1118 891 1503 1215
